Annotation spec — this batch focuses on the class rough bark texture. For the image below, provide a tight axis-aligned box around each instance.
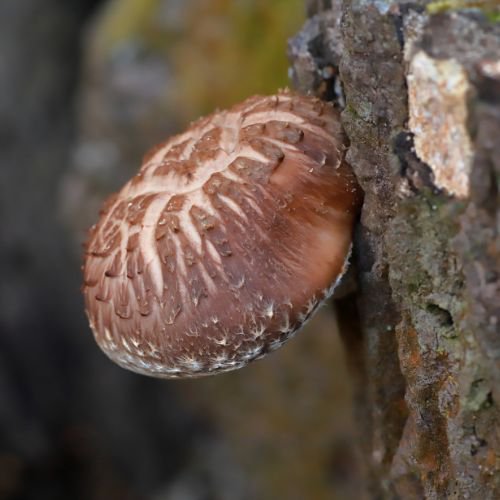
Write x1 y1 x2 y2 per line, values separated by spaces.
289 1 499 498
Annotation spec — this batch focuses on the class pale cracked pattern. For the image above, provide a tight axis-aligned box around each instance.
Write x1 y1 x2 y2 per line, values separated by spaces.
83 91 362 378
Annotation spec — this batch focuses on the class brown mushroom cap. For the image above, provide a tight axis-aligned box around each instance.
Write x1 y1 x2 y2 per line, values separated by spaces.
83 91 362 378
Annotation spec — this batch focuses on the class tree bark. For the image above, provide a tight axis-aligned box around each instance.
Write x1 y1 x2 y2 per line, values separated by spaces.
289 1 500 498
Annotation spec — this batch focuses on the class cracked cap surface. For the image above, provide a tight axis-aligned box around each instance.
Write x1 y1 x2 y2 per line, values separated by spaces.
83 91 362 378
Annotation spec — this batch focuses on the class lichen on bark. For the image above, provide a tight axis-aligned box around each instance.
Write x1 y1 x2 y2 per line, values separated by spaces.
290 1 500 498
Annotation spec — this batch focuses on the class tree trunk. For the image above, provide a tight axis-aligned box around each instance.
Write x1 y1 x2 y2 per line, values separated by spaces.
289 1 499 498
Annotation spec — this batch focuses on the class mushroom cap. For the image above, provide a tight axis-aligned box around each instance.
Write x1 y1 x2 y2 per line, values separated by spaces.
83 91 362 378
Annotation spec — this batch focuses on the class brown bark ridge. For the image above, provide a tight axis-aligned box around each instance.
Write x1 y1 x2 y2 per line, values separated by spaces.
289 1 500 498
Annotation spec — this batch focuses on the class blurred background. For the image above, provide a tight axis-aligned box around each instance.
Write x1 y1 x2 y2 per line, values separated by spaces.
0 1 362 499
